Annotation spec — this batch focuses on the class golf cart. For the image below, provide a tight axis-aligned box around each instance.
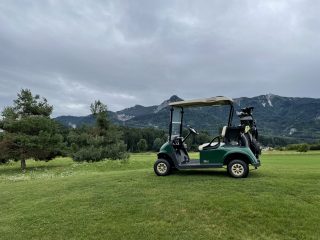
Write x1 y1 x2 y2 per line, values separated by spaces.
153 96 261 178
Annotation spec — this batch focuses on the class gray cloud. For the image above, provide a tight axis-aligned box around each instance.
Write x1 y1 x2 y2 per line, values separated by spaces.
0 0 319 116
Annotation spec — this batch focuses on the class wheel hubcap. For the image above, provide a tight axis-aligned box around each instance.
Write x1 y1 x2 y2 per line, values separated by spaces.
231 163 244 176
157 162 167 174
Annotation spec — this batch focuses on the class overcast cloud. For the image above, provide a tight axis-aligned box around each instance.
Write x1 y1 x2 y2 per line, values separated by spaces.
0 0 319 116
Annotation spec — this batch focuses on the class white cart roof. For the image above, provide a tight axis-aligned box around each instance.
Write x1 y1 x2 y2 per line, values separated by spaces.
169 96 233 107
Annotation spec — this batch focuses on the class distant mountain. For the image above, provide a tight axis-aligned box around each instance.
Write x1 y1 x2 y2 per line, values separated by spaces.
233 94 320 140
55 111 122 128
54 94 320 140
54 115 95 128
116 95 183 119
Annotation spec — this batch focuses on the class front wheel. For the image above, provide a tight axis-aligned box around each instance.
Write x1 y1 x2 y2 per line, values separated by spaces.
154 159 171 176
227 160 249 178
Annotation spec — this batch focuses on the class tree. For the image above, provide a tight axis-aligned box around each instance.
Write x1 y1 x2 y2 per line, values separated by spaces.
90 100 109 130
69 100 128 162
152 138 163 151
13 89 53 117
0 89 63 171
137 139 147 152
120 127 167 152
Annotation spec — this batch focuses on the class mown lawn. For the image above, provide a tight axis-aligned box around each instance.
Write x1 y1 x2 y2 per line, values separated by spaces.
0 151 320 240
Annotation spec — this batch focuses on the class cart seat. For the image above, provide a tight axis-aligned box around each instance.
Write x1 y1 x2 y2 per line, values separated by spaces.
198 142 225 151
198 126 227 151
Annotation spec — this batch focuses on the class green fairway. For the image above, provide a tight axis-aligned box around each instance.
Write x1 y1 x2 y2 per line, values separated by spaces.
1 151 320 240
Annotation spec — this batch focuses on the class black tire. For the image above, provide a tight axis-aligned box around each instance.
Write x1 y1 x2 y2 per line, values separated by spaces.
227 159 249 178
154 159 171 176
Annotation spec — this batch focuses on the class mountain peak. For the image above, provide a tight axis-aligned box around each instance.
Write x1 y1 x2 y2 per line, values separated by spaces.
154 95 183 113
265 93 275 97
168 95 183 102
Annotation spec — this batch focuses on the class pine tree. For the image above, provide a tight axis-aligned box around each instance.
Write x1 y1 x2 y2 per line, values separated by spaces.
0 89 63 171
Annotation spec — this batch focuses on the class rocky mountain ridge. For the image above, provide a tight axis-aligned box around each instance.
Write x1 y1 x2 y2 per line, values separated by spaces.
55 94 320 140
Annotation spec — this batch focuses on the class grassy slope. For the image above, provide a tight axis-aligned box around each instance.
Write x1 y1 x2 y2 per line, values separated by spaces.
0 151 320 240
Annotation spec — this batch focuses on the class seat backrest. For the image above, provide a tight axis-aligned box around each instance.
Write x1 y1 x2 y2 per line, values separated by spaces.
221 126 227 138
224 126 242 144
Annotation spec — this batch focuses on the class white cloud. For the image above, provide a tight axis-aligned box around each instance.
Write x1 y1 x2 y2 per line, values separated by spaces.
0 0 319 117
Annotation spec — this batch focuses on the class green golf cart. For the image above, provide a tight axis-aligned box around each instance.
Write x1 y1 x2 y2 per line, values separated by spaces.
153 96 261 178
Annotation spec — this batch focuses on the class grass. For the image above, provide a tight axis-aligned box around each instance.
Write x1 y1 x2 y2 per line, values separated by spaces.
0 151 320 240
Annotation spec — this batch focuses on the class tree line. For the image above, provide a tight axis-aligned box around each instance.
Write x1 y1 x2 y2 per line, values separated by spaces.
0 89 129 170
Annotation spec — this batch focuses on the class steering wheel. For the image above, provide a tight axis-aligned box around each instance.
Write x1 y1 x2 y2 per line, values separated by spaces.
188 126 199 135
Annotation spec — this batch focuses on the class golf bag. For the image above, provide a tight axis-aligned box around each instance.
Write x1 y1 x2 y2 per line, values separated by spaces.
237 107 261 158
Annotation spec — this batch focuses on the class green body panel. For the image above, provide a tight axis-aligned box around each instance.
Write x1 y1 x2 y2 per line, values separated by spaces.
159 142 175 154
200 145 259 165
158 141 260 167
158 142 177 161
200 148 226 164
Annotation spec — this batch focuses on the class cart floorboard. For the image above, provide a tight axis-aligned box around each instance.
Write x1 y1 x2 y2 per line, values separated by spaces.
179 159 223 169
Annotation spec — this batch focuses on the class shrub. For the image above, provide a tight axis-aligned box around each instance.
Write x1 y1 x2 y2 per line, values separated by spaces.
103 142 129 160
286 144 300 150
297 144 309 152
72 146 103 162
72 142 129 162
275 146 286 151
152 138 163 151
310 144 320 150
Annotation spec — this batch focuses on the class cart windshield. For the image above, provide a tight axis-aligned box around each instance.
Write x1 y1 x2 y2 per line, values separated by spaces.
170 107 183 140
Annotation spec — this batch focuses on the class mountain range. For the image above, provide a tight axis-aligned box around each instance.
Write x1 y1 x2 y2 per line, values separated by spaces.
55 94 320 140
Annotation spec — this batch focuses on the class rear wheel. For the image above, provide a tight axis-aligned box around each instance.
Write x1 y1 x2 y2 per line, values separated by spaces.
227 159 249 178
154 159 171 176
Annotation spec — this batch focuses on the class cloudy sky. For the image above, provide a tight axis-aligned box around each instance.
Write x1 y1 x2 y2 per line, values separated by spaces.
0 0 319 116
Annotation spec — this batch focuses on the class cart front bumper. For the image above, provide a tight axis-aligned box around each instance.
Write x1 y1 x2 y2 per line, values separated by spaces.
252 159 261 168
